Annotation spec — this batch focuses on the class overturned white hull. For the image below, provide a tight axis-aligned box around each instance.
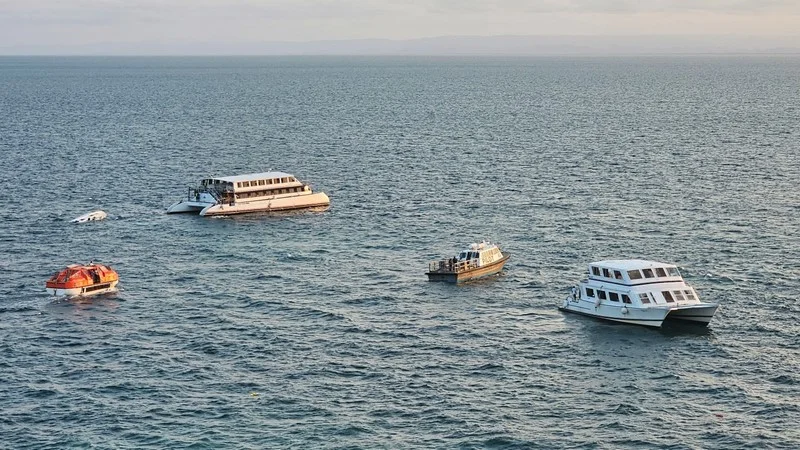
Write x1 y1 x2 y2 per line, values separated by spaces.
71 210 107 223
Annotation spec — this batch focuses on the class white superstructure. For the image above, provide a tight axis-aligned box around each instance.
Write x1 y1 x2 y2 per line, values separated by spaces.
559 259 718 328
167 171 330 216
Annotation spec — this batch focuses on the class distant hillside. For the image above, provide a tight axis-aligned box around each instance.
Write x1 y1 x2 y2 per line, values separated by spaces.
2 35 798 56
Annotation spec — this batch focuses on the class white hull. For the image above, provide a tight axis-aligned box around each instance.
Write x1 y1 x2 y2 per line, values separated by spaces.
47 281 119 298
71 210 108 223
559 298 671 327
664 304 718 324
559 298 718 328
167 192 329 216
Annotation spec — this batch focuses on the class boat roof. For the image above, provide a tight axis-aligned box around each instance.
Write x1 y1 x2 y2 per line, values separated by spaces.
209 171 295 183
591 259 677 271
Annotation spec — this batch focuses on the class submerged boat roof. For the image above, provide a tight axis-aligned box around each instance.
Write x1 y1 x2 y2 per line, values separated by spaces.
591 259 677 271
211 171 295 183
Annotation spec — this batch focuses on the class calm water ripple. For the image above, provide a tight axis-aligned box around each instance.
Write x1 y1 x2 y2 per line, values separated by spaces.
1 56 799 449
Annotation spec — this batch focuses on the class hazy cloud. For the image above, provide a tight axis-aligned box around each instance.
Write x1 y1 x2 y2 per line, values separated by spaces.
1 0 798 53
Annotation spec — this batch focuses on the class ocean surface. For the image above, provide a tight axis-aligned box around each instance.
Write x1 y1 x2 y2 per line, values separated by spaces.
1 56 798 449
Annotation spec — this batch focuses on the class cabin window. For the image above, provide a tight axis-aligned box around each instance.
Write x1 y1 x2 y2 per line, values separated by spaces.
237 182 242 188
667 267 680 277
655 267 667 277
613 270 623 280
602 268 610 278
627 270 642 280
609 292 619 302
639 293 651 304
591 267 601 276
258 180 265 186
684 290 696 300
586 288 595 298
622 294 632 304
642 268 655 278
662 291 674 302
597 290 607 300
673 291 686 301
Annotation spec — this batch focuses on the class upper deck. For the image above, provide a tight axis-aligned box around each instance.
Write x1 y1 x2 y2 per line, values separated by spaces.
587 259 683 286
200 171 304 193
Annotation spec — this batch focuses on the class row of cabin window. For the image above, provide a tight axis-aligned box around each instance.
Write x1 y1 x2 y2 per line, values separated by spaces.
237 177 295 188
587 288 696 305
663 290 697 302
590 266 681 280
585 288 632 304
591 267 624 280
237 187 303 198
627 267 680 280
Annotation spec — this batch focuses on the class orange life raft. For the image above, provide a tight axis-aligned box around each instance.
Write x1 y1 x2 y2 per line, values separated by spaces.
45 263 119 297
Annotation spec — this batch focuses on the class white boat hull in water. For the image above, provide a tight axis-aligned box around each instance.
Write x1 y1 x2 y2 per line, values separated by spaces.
559 297 718 328
71 210 108 223
47 281 119 298
167 192 330 216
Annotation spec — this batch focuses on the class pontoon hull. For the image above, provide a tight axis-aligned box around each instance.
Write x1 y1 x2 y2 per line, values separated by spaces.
559 298 718 328
665 304 719 324
200 192 330 216
166 201 212 214
167 192 330 216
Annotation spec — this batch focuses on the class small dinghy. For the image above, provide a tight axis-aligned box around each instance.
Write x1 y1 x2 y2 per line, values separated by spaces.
45 263 119 298
71 210 107 223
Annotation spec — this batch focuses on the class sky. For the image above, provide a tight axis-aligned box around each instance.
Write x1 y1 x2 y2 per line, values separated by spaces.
1 0 799 54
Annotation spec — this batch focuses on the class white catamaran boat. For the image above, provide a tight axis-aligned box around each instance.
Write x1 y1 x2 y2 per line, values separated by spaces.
167 171 330 216
560 260 718 328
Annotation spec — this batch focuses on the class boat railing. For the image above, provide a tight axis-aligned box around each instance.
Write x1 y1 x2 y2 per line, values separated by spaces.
428 259 479 273
188 186 227 203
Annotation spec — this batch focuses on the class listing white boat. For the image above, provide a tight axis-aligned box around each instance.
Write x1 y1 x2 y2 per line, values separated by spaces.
71 210 107 223
560 260 718 328
167 171 330 216
426 241 510 283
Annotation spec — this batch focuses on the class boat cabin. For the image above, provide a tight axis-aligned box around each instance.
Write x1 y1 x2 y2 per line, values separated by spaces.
199 171 311 200
458 242 504 267
582 260 700 307
587 259 683 286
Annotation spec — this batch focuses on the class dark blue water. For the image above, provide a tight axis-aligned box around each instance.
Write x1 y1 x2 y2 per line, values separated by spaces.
1 56 798 449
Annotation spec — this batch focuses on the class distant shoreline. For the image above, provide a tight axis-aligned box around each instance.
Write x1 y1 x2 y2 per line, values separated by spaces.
2 35 798 57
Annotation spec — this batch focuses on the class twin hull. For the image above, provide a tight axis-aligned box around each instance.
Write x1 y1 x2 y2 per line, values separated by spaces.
167 192 330 216
559 298 718 328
